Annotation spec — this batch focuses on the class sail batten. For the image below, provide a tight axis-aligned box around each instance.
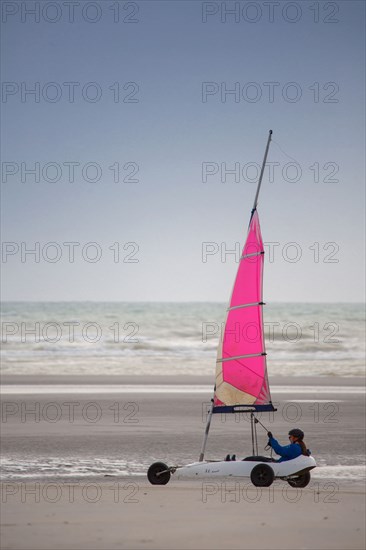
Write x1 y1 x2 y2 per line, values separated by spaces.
240 251 264 260
213 209 274 413
227 302 264 311
217 352 266 363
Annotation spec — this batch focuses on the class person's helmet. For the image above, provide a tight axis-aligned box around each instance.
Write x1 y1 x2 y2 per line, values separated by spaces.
288 428 304 440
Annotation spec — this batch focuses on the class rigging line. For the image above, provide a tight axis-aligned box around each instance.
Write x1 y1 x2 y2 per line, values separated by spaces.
254 416 273 454
254 416 269 432
271 138 300 165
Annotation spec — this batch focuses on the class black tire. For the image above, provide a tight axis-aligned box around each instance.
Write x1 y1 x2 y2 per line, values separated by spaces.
250 464 275 487
287 471 311 488
147 462 171 485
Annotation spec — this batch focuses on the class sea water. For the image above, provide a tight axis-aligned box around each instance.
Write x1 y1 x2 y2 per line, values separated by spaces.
1 302 364 377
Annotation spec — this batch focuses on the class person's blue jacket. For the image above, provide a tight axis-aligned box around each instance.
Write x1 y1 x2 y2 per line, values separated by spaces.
268 437 302 462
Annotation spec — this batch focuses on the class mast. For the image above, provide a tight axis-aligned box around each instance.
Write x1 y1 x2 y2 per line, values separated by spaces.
198 130 273 462
199 399 214 462
252 130 272 212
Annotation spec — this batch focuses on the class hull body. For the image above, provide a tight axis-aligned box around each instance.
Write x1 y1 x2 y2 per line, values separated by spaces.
175 455 316 479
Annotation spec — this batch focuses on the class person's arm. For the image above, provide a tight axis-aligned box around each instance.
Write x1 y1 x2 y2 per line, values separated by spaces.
269 438 301 459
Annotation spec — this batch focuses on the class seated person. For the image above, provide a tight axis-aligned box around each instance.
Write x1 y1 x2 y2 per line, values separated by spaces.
267 428 310 462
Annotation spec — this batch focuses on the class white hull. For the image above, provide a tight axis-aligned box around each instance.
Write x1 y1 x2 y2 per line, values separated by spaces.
175 455 316 479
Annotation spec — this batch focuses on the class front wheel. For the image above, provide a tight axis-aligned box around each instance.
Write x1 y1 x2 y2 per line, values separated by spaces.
287 471 311 488
250 464 274 487
147 462 171 485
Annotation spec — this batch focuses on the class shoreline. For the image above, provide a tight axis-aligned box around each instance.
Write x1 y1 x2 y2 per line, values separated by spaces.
2 374 365 386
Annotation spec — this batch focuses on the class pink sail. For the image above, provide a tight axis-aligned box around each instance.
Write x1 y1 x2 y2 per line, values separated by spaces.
213 210 273 412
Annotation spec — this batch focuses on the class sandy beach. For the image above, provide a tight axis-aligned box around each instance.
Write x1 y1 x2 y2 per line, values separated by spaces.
1 375 365 549
2 480 365 550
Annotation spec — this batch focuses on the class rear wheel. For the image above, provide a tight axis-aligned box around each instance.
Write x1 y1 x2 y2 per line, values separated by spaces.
250 464 274 487
287 471 311 488
147 462 171 485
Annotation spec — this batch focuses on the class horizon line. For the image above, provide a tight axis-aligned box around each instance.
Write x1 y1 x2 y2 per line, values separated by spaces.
1 300 364 305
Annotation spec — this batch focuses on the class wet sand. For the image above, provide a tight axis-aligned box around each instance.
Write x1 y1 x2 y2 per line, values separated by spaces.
1 375 365 549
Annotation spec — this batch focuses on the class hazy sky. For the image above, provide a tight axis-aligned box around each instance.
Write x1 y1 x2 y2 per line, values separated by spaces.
1 0 365 302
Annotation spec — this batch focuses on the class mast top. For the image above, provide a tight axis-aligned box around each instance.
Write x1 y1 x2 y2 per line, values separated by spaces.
252 130 273 212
